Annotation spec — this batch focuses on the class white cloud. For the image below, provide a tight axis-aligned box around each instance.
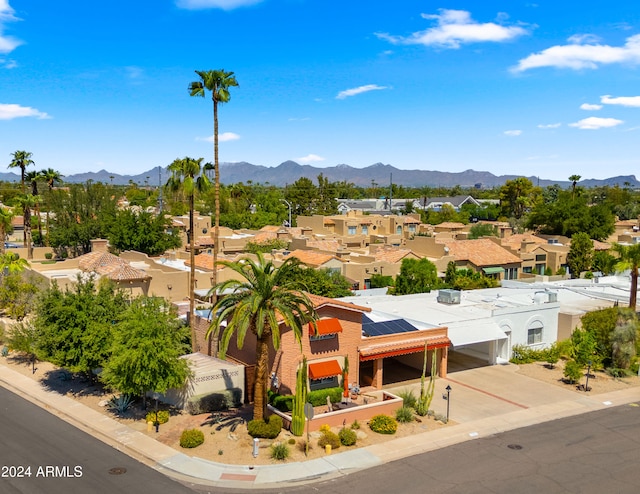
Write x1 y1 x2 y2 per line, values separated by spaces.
175 0 262 10
197 132 240 143
504 129 522 136
296 154 325 164
0 57 16 68
336 84 387 99
0 103 50 120
513 33 640 72
567 33 601 44
601 95 640 107
376 9 529 49
0 0 22 54
569 117 623 130
580 103 602 110
537 123 561 128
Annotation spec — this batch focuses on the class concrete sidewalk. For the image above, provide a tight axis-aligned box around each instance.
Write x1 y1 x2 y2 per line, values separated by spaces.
1 362 638 489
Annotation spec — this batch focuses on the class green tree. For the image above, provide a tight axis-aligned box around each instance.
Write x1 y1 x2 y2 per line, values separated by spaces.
34 277 129 375
499 178 539 220
288 266 353 298
468 223 499 239
0 206 14 254
8 150 34 194
592 250 617 275
284 177 317 218
6 321 39 372
567 233 593 279
245 238 289 254
0 272 40 320
569 174 581 200
369 273 395 289
100 297 191 401
189 69 239 294
394 258 439 295
207 254 318 420
610 321 637 370
0 251 29 275
107 209 181 256
612 243 640 311
12 194 40 260
165 157 212 351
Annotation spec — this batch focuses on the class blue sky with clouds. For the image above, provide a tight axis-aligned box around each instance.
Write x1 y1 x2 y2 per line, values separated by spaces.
2 1 640 181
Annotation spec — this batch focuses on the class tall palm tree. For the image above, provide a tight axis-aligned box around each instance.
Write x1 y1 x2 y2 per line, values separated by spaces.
9 151 35 246
165 157 212 351
13 194 39 260
0 207 15 255
569 174 581 200
189 69 239 298
40 168 63 246
207 253 317 421
612 243 640 311
25 171 43 243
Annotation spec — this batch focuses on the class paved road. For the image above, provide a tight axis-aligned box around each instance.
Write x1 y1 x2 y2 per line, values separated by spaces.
201 403 640 494
0 387 197 494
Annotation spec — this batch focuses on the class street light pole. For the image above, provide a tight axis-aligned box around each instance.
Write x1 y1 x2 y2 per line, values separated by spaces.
280 199 292 228
443 385 451 423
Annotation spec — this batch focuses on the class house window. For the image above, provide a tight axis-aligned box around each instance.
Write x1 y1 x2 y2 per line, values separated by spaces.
309 376 338 391
504 268 518 280
535 263 545 275
523 266 532 274
408 224 416 233
361 225 368 235
527 326 543 345
535 254 546 262
348 226 357 235
396 225 402 235
310 333 336 342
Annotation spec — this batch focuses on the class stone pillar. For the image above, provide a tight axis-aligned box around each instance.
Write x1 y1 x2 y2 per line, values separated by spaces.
439 347 448 378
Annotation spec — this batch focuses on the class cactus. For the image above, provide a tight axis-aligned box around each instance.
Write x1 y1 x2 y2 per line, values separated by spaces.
416 346 437 416
291 356 307 436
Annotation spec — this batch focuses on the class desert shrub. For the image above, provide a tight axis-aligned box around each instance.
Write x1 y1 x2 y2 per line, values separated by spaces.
247 415 282 439
272 394 294 412
563 360 583 384
270 442 290 461
186 389 242 415
317 430 341 450
307 387 343 406
395 406 414 423
107 394 134 415
350 419 360 430
44 252 53 260
319 424 331 434
296 439 312 453
146 409 170 425
510 344 547 364
180 429 204 448
398 389 417 409
287 438 296 445
369 414 398 435
338 427 357 446
545 342 561 368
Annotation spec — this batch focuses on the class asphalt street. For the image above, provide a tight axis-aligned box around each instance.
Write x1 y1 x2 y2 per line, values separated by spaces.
0 387 197 494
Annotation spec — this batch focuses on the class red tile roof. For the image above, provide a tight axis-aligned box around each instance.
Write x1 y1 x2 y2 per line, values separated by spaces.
440 238 522 266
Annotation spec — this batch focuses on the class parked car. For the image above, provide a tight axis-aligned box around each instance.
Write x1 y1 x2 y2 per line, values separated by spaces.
4 242 20 249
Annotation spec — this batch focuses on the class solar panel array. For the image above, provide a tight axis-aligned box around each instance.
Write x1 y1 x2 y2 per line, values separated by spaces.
361 314 418 337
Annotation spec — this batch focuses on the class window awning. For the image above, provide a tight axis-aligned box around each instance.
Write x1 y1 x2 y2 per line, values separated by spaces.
309 318 343 336
359 336 451 362
308 360 342 380
482 267 505 274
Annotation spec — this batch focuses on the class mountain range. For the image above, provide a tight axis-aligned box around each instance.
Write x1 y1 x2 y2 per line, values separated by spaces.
1 161 638 189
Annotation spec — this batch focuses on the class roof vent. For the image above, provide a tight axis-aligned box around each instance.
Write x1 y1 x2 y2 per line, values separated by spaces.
437 289 461 305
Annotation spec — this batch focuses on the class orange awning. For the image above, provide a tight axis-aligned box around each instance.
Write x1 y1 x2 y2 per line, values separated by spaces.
359 336 451 362
309 318 343 336
308 360 342 380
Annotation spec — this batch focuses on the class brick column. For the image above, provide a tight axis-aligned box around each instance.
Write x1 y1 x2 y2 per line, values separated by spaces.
439 347 448 378
373 358 383 389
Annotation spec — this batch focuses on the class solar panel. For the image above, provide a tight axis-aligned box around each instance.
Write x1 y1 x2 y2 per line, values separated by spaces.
362 314 418 337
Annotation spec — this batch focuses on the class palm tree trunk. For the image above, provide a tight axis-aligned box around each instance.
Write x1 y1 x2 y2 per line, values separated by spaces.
253 336 270 421
189 193 197 352
212 98 220 304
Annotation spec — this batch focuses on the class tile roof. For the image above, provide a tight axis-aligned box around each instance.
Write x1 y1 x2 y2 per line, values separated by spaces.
186 252 225 271
359 335 451 361
373 247 414 263
286 249 341 268
99 263 150 281
77 251 126 271
76 250 150 281
306 239 342 252
252 231 277 243
501 234 547 251
435 222 467 229
441 238 522 266
305 293 371 313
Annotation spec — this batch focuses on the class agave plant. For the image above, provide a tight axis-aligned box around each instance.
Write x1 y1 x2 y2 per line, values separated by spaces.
107 394 134 415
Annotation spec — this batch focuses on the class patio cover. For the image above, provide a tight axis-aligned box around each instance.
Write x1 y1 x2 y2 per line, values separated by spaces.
448 321 507 347
359 335 451 362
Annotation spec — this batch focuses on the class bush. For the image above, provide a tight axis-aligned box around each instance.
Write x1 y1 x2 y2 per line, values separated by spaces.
510 344 547 364
369 414 398 435
180 429 204 448
563 360 583 384
317 430 341 450
307 387 343 407
247 415 282 439
146 409 170 425
186 389 242 415
350 419 360 430
107 394 134 415
272 394 294 412
338 427 357 446
270 442 290 461
395 406 414 423
44 252 53 260
398 390 417 409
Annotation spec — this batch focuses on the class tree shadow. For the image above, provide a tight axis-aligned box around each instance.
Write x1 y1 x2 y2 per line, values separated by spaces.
40 368 105 398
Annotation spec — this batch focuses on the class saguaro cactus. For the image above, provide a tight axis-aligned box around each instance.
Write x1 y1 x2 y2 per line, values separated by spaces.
291 356 308 436
416 346 437 416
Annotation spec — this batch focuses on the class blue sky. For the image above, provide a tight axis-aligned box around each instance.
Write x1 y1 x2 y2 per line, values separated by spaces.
2 1 640 181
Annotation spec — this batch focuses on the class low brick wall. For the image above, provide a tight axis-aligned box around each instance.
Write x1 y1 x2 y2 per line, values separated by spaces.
268 391 403 433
